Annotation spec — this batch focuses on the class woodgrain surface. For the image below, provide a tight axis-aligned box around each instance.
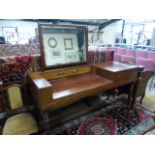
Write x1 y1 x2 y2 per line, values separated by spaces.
50 73 112 100
40 65 91 80
28 61 139 111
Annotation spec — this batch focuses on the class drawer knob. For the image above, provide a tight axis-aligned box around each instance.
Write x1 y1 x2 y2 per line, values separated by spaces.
72 69 78 73
58 71 64 75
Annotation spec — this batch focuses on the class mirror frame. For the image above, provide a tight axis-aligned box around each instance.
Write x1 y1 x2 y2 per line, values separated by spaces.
38 24 88 70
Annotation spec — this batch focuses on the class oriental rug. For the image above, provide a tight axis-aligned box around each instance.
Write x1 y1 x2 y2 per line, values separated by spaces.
44 100 155 135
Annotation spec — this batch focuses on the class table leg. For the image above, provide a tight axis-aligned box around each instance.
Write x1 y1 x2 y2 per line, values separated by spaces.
40 111 50 133
127 83 135 107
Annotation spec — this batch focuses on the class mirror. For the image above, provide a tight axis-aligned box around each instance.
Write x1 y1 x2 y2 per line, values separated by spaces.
39 24 87 69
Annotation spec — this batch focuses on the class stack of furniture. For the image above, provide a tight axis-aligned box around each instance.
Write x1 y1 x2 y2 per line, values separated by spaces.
0 44 114 74
0 55 32 85
113 47 155 71
88 46 114 64
113 47 155 90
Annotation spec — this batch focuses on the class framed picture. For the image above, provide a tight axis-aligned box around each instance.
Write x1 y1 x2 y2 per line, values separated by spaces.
38 24 87 69
64 38 73 50
52 51 61 57
2 27 18 44
65 53 79 62
65 53 73 62
48 37 57 48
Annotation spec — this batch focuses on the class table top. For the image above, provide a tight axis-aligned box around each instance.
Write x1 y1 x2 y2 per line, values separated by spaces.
93 61 139 72
50 73 112 100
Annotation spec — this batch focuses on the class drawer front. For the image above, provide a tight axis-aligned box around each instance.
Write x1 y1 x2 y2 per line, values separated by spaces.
116 69 138 82
95 68 115 81
41 66 91 80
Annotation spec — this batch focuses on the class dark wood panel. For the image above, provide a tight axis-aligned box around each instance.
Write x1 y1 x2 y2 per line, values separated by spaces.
40 65 91 80
51 74 112 100
28 61 139 111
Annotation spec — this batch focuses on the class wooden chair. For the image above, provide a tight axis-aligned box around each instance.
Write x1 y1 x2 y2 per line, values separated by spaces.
1 84 38 135
131 70 154 105
109 70 154 106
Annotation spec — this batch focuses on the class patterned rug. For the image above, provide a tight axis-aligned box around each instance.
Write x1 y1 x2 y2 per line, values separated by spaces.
44 101 155 135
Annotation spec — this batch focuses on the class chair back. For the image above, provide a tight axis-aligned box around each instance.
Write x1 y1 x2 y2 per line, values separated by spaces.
134 71 154 97
4 84 24 110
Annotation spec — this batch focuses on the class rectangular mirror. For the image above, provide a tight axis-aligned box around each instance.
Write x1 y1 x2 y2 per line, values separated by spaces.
39 24 88 69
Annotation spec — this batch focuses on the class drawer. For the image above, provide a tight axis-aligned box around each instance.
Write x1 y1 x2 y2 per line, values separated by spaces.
116 69 138 82
41 66 91 80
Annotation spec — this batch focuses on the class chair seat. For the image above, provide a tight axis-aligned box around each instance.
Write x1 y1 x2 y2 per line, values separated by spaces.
3 113 38 135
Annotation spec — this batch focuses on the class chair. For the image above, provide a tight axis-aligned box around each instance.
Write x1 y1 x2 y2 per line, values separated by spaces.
112 70 153 106
114 54 121 62
131 70 154 105
148 65 155 91
0 81 4 112
1 84 38 135
121 55 135 64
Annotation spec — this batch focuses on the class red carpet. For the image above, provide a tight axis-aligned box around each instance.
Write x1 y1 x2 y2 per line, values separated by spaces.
45 101 154 135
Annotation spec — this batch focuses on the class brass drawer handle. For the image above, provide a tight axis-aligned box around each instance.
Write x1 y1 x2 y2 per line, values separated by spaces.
72 69 78 73
57 71 64 75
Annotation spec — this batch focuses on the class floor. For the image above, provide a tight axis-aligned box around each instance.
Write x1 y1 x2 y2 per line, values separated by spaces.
137 78 155 112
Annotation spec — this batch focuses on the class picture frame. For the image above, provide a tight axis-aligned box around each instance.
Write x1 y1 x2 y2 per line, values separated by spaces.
48 37 57 48
65 53 78 62
38 24 87 69
64 38 73 50
2 27 18 44
52 51 61 57
65 53 74 63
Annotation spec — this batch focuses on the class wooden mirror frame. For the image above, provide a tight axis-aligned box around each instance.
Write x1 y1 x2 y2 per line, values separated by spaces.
38 24 88 70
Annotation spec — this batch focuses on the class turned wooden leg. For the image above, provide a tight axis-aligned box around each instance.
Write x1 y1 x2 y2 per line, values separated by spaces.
132 97 136 107
40 111 50 132
128 83 136 107
140 94 145 104
84 97 92 106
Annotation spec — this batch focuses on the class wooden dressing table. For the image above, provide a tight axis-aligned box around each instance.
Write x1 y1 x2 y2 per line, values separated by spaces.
28 24 139 130
29 61 139 110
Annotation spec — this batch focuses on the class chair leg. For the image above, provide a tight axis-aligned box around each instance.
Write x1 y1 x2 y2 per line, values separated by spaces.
84 98 92 106
140 94 145 104
130 97 136 107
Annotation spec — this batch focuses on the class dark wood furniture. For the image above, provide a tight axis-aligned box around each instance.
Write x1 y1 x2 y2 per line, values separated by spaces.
29 62 139 111
28 61 139 129
28 24 140 130
132 70 153 104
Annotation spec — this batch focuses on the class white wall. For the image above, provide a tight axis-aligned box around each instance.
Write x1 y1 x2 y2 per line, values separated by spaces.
1 19 155 45
100 19 155 45
100 20 123 45
0 20 38 44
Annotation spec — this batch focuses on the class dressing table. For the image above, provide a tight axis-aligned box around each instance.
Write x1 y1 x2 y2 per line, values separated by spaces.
28 24 139 130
